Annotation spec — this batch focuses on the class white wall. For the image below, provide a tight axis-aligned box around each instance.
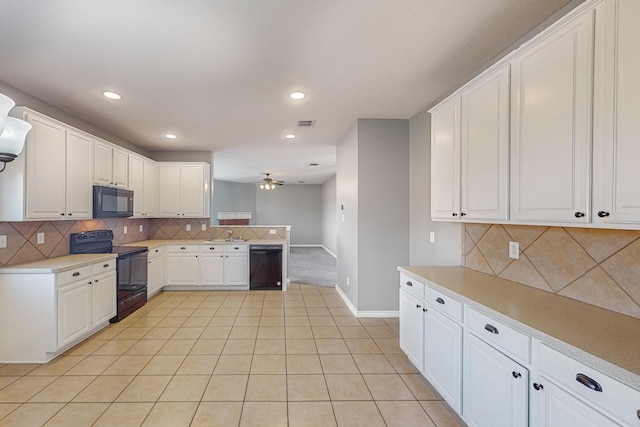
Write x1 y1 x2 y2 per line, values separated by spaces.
212 180 257 222
321 175 337 255
409 109 462 265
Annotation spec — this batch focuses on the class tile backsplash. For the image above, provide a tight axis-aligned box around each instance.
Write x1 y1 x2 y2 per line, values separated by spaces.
463 223 640 319
0 218 287 268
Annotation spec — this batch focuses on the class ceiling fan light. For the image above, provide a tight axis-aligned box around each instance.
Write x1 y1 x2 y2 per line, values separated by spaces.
260 184 265 189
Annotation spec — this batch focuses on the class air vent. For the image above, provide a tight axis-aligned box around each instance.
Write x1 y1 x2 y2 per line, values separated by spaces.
297 120 315 127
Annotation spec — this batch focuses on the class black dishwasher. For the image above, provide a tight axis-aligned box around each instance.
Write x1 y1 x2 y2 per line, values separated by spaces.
250 245 282 290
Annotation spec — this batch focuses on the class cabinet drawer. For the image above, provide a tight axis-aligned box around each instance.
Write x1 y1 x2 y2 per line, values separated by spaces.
92 259 116 275
200 245 223 254
399 273 425 300
426 287 463 323
167 245 199 253
539 344 640 426
224 244 248 253
466 306 530 362
149 246 165 258
58 265 93 287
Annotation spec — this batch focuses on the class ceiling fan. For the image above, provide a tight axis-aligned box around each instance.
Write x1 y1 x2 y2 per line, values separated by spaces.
256 173 284 190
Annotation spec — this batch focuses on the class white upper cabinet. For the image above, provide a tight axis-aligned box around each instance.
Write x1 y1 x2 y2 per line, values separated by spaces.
157 163 210 218
129 155 158 217
0 108 94 221
460 64 510 221
143 159 157 217
593 0 640 224
510 9 594 223
430 97 461 220
94 140 128 188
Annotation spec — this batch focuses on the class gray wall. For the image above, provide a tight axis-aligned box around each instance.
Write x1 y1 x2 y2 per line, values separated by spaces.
409 109 462 265
256 184 323 245
152 151 212 163
336 119 410 313
212 180 257 222
321 175 337 255
336 123 359 308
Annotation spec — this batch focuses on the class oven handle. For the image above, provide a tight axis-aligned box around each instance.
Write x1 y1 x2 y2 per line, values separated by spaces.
121 291 146 305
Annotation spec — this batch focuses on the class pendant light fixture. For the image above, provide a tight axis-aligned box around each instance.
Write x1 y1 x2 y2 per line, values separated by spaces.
0 93 32 173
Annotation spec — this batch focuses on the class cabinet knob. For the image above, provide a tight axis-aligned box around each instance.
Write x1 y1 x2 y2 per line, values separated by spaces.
574 212 585 218
512 371 521 379
436 297 445 305
460 212 466 217
484 323 499 334
68 213 72 216
452 213 458 217
597 211 610 218
72 272 80 277
94 279 98 283
422 308 427 312
88 281 92 284
103 264 109 268
533 383 544 391
180 247 186 250
415 304 421 309
60 213 65 216
406 281 413 287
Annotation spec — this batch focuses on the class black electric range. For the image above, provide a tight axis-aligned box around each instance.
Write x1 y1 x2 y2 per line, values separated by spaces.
70 230 148 322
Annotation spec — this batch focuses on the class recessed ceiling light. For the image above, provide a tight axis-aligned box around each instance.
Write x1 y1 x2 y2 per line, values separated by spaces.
165 134 177 139
285 134 296 139
103 91 122 100
289 92 306 100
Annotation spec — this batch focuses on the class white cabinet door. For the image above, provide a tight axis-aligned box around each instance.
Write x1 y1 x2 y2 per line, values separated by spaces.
157 164 182 216
94 140 113 186
399 289 425 371
166 254 199 286
148 254 165 296
58 281 92 348
461 64 510 221
128 155 145 217
180 164 206 217
24 113 67 219
143 160 157 216
595 0 640 224
112 148 128 188
424 307 463 413
224 253 248 286
65 130 94 219
431 98 461 220
532 379 620 427
91 271 116 327
200 253 225 286
511 10 594 223
463 332 528 427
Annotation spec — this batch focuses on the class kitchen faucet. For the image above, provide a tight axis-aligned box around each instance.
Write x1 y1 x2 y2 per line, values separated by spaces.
227 229 233 240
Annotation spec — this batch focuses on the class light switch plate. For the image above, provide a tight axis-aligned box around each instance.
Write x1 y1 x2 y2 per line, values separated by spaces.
123 226 128 234
269 229 277 235
186 224 191 232
37 232 45 244
0 235 6 248
201 224 207 231
429 232 435 243
139 225 144 232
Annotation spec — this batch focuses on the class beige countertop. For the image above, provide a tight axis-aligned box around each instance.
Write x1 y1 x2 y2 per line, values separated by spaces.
126 239 287 248
0 254 117 274
398 266 640 390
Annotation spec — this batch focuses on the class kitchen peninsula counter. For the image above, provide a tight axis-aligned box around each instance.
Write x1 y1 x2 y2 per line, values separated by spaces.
398 266 640 390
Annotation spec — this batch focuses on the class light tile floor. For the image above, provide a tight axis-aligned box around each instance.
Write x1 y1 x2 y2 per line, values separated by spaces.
0 284 466 426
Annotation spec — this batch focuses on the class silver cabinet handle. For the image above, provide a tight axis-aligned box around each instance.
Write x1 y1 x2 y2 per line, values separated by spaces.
484 324 499 334
575 373 602 392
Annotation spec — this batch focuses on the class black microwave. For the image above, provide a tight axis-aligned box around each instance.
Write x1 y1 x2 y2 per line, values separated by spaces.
93 186 134 218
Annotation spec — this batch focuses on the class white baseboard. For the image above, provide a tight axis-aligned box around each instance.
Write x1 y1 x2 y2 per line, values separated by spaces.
335 285 399 318
290 244 323 247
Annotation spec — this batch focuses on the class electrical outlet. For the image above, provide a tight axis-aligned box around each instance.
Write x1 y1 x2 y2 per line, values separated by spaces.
346 275 350 286
37 232 45 244
139 225 144 232
186 224 191 232
0 235 6 248
201 224 207 231
509 241 520 259
429 232 435 243
269 229 277 235
123 226 128 234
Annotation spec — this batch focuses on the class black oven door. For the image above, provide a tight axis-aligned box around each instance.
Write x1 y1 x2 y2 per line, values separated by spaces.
117 251 148 293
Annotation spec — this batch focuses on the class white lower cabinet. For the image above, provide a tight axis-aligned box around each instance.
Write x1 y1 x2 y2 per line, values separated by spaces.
424 305 463 413
166 244 248 287
91 270 117 327
463 332 529 427
399 289 425 370
147 247 165 296
58 279 92 348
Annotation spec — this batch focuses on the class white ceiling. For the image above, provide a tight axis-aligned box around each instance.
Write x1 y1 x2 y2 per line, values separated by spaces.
0 0 572 184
